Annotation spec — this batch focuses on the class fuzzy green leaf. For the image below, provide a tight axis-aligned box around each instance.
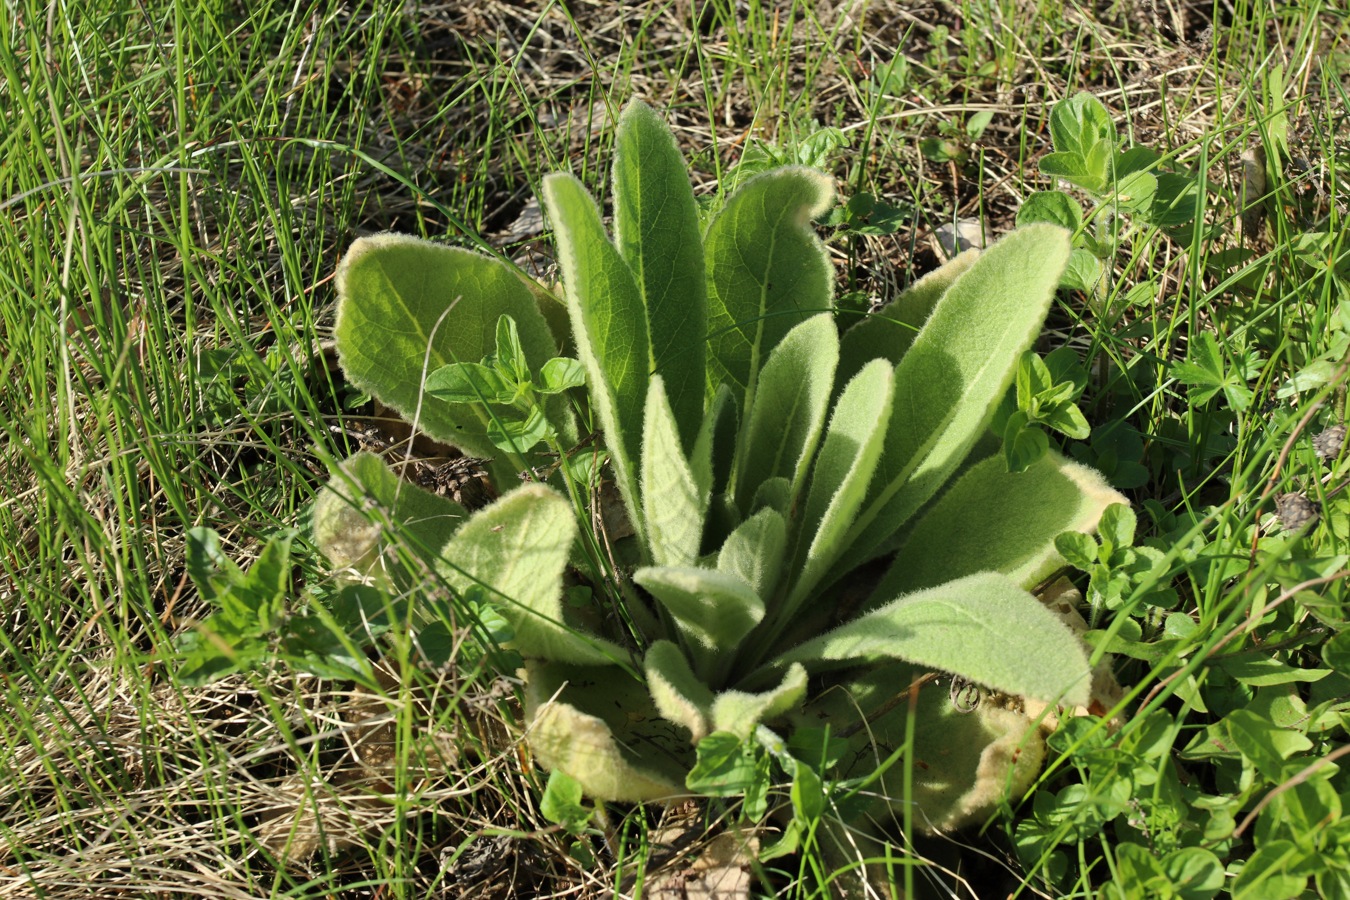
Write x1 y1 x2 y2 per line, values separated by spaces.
634 566 764 654
312 452 467 587
839 224 1072 577
691 383 731 500
1038 151 1100 192
524 660 687 802
800 661 1047 830
837 249 979 387
773 572 1091 706
645 639 715 743
710 663 808 739
334 234 561 458
749 476 792 518
701 383 738 497
717 507 788 602
1047 92 1116 189
613 99 707 449
877 451 1127 595
704 167 835 410
543 173 650 543
643 376 707 567
735 313 838 510
788 358 895 611
438 484 624 666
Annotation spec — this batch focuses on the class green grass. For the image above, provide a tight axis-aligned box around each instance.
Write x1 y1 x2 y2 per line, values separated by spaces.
2 0 1348 897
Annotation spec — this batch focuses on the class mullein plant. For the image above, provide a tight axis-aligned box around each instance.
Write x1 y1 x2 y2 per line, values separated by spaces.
312 99 1124 834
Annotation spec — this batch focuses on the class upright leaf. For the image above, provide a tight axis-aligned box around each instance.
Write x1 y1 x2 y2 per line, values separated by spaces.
543 174 650 541
838 224 1071 578
493 314 531 384
704 167 835 415
1048 92 1117 158
836 249 978 387
634 566 765 657
1045 91 1117 194
701 383 738 497
335 235 561 459
734 314 838 511
691 382 731 499
613 99 707 449
786 359 895 614
717 507 788 602
645 640 715 742
438 484 626 666
643 376 707 567
750 476 792 518
710 664 809 739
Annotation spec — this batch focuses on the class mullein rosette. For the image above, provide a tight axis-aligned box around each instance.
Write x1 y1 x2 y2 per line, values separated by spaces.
313 99 1125 831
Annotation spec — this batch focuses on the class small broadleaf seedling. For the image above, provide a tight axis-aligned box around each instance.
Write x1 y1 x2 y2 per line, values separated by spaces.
1020 91 1203 295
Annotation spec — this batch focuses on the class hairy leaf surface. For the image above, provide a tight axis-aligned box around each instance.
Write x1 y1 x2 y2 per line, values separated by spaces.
773 571 1091 706
439 484 625 665
877 451 1126 596
643 376 707 567
634 566 764 655
710 663 808 739
525 661 687 802
613 99 707 449
645 640 715 742
800 662 1047 830
704 168 835 413
543 173 650 542
335 235 560 458
313 452 466 585
735 313 838 512
840 224 1071 576
836 249 978 387
717 507 788 601
788 358 895 612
